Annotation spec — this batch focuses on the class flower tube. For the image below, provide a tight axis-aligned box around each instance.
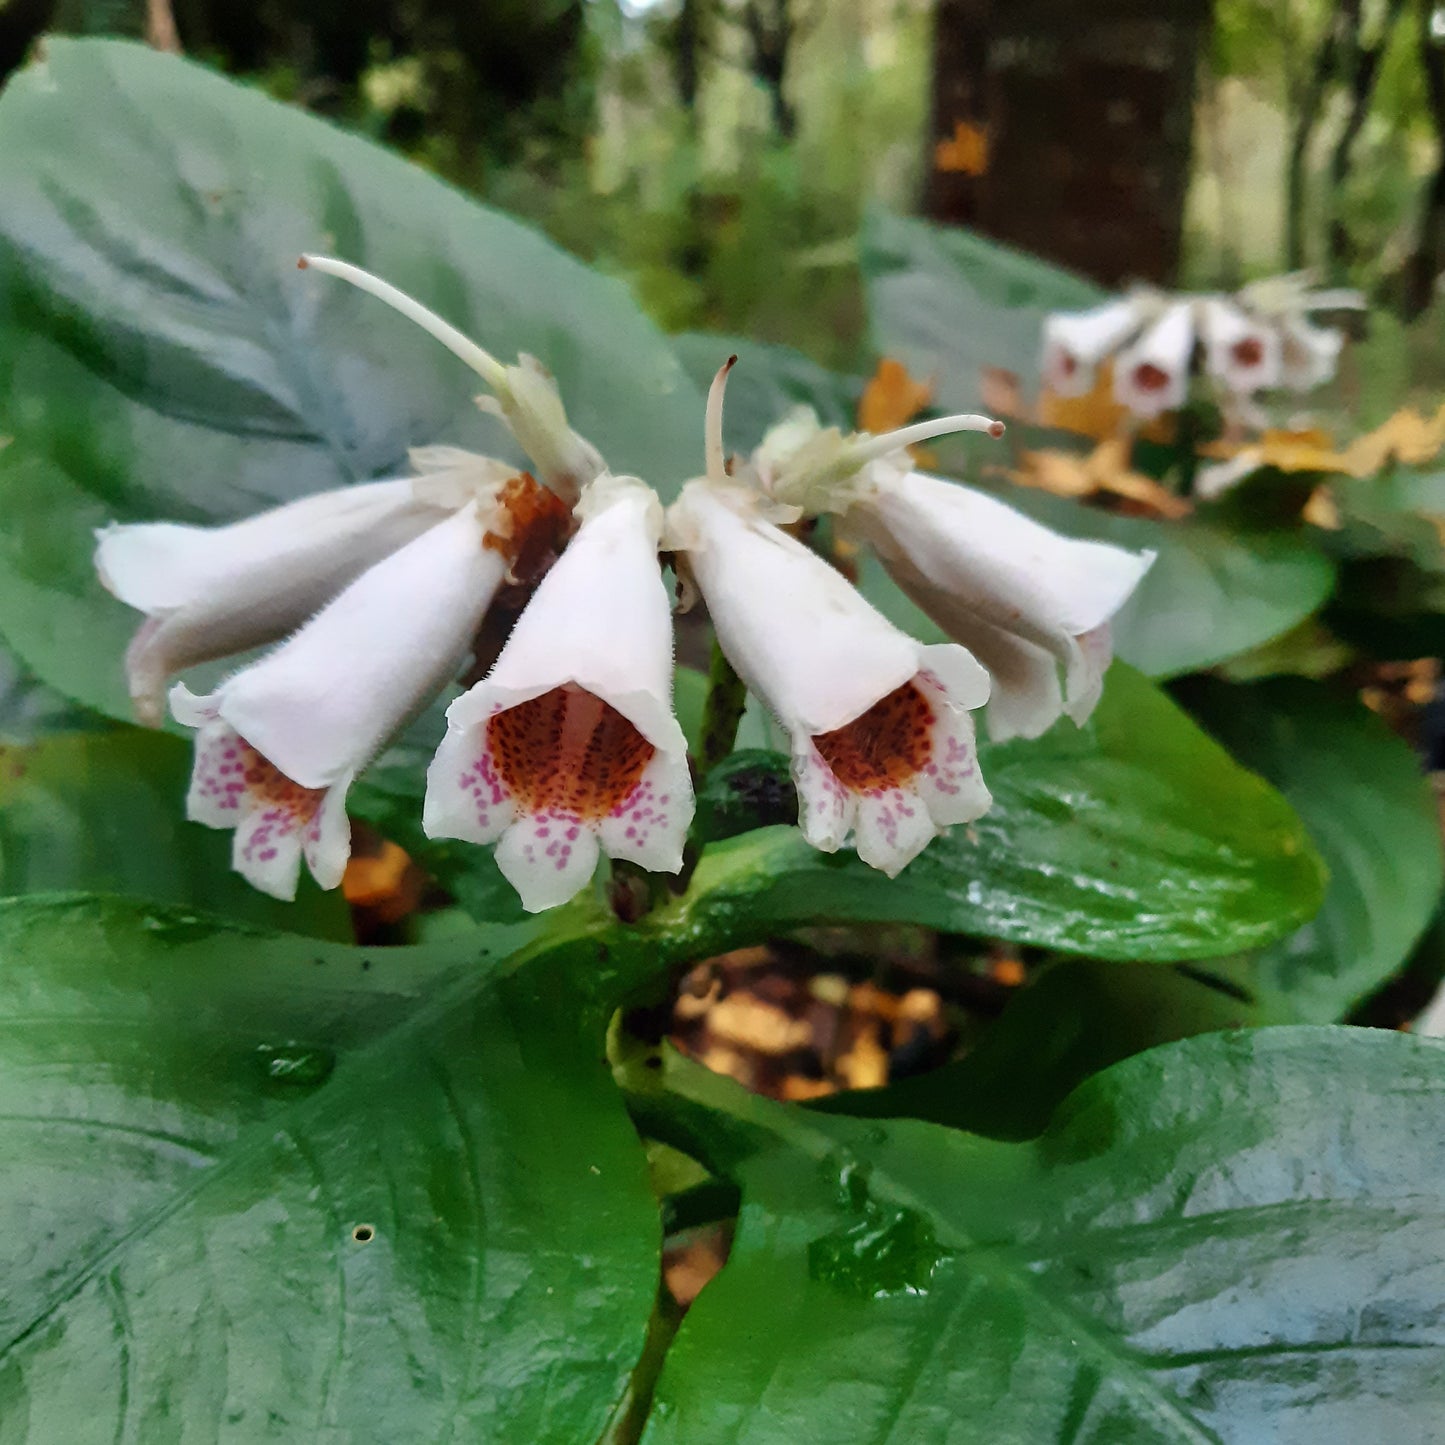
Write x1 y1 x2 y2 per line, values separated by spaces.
847 471 1154 741
94 459 506 725
1041 297 1146 397
669 476 992 876
169 475 551 898
424 474 693 912
1113 301 1195 418
1198 297 1282 396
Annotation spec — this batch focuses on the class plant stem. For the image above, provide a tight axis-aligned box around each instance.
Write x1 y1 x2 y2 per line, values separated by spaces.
699 638 747 776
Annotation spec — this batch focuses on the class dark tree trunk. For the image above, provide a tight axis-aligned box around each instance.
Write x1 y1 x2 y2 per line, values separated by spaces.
741 0 797 139
673 0 703 114
922 0 994 227
1285 6 1342 270
924 0 1214 288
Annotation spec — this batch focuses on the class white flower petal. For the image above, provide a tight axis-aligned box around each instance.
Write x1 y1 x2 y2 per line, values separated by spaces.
1199 298 1281 395
1280 317 1344 392
422 718 518 845
302 774 355 892
1042 298 1144 396
598 747 693 874
671 480 992 874
791 739 855 853
853 787 938 876
200 502 508 790
1113 301 1194 418
232 802 308 901
495 818 601 913
851 469 1150 736
427 475 694 903
95 478 459 723
913 664 991 820
185 717 249 828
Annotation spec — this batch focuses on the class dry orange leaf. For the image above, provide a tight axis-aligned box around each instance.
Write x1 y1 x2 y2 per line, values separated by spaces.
1037 363 1132 441
859 356 933 435
342 838 421 924
1013 438 1193 520
1342 402 1445 476
934 119 990 176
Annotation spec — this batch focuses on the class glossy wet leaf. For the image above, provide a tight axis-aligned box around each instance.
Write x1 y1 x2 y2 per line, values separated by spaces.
0 725 351 939
629 1028 1445 1444
659 665 1325 963
0 38 702 721
0 895 659 1441
1179 677 1444 1022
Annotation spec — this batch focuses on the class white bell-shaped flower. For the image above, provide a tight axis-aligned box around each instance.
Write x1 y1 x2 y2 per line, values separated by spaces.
424 474 693 913
848 470 1155 742
1041 297 1144 397
93 457 506 725
1198 297 1282 396
1279 317 1345 392
1113 301 1194 418
668 478 992 876
171 493 519 899
299 255 605 503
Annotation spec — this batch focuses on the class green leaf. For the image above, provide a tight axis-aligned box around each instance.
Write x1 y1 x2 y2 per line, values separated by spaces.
654 666 1325 963
861 208 1104 414
1178 677 1444 1022
0 725 351 939
629 1028 1445 1444
670 331 862 457
857 481 1337 680
0 894 659 1440
0 38 703 722
814 957 1259 1140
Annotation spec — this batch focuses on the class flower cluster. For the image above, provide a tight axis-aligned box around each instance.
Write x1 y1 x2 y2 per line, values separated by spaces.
96 260 1152 911
1042 275 1362 421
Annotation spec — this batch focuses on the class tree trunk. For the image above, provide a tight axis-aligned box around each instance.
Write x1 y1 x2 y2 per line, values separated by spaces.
924 0 1214 288
922 0 994 227
1285 8 1340 270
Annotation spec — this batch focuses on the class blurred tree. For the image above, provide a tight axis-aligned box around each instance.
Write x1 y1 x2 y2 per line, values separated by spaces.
923 0 1214 288
1407 0 1445 314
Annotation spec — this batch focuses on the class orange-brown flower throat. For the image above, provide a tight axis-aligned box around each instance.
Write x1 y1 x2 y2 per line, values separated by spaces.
813 682 935 792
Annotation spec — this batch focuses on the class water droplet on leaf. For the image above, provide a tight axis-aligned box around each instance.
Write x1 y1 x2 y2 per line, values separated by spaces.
255 1042 335 1088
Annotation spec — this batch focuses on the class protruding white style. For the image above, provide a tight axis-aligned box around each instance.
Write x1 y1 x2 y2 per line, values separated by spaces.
1199 297 1282 395
94 465 503 726
1041 297 1145 397
299 255 605 502
668 478 993 876
848 470 1155 742
1113 301 1194 419
424 474 693 912
171 501 510 899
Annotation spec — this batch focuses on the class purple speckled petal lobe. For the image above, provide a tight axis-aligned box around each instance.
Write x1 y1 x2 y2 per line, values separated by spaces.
494 816 601 913
424 713 517 844
791 739 853 854
231 800 307 901
599 747 692 874
914 669 992 827
853 786 936 877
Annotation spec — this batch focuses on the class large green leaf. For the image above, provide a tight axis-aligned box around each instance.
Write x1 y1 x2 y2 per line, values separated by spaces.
0 724 351 938
628 1028 1445 1444
1178 677 1444 1022
861 208 1103 414
652 665 1325 963
0 38 703 721
0 894 660 1441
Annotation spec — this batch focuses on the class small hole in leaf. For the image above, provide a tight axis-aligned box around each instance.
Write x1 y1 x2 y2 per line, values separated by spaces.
352 1224 375 1244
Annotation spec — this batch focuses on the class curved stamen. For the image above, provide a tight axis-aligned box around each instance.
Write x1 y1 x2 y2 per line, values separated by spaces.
298 254 508 392
849 412 1005 467
705 354 738 483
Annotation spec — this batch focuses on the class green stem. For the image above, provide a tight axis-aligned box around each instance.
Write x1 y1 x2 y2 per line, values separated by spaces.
1175 402 1203 497
698 638 747 776
594 1281 684 1445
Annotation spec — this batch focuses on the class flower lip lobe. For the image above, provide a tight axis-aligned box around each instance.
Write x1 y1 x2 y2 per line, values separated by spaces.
813 682 935 793
487 683 656 820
